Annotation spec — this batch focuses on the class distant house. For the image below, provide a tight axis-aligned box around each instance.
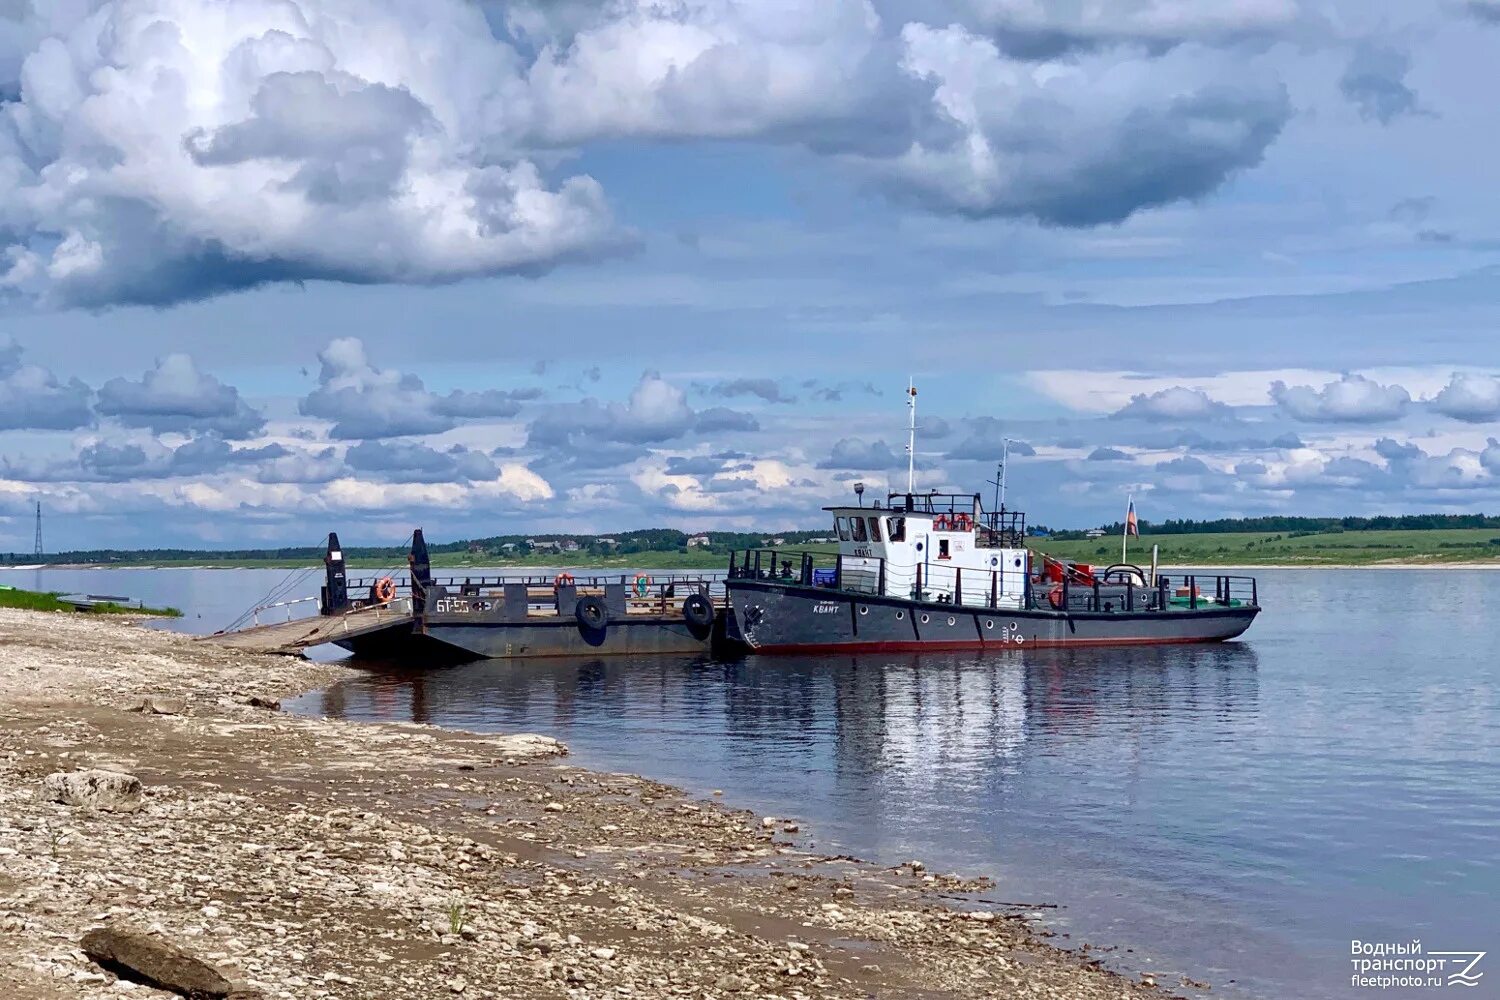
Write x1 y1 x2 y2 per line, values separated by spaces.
529 539 560 553
560 539 581 552
467 542 487 554
1084 529 1106 539
686 534 711 548
595 537 618 547
499 543 518 552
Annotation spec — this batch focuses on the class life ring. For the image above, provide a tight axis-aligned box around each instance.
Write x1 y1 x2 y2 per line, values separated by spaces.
954 513 971 531
1047 585 1064 610
935 514 950 530
372 577 396 603
554 572 575 589
633 574 653 597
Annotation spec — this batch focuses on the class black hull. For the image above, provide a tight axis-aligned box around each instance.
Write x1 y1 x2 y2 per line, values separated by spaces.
337 616 719 662
725 580 1258 652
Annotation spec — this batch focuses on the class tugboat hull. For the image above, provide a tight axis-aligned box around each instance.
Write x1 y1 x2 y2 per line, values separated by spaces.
726 580 1257 652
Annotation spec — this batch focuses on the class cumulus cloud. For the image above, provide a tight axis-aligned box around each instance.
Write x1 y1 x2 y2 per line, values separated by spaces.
0 0 1305 307
1087 446 1131 461
1112 385 1233 421
1468 1 1500 24
300 338 533 439
1339 45 1421 124
96 354 265 438
0 338 92 430
817 438 903 469
1430 373 1500 423
527 372 756 468
1270 374 1410 423
345 440 500 483
882 24 1289 224
955 0 1304 57
705 378 797 404
0 0 620 307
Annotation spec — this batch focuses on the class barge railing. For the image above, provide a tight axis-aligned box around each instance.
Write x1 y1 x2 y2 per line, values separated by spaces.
728 548 1259 613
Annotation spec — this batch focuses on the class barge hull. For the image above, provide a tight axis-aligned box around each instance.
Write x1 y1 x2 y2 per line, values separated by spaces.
410 617 715 661
726 581 1257 652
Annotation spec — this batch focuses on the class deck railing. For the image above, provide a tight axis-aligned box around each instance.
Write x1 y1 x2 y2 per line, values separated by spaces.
728 549 1259 613
330 572 726 616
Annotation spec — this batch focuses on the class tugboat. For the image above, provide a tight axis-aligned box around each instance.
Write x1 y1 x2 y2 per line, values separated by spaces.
722 387 1260 652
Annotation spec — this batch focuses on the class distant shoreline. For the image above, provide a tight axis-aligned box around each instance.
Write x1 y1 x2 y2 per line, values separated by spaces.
7 559 1500 572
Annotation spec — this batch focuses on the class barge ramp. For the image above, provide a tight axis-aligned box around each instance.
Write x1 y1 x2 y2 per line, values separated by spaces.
202 598 414 656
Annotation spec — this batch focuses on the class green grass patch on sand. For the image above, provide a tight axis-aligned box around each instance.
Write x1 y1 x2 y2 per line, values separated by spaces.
0 586 181 617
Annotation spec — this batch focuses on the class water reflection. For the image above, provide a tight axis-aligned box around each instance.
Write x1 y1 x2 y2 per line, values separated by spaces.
315 644 1259 792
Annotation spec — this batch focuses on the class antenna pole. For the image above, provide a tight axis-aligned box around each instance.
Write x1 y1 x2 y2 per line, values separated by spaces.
1000 438 1011 511
905 380 917 494
33 500 42 559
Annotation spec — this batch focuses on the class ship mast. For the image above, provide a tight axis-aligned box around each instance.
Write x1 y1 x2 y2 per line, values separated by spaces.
905 380 917 493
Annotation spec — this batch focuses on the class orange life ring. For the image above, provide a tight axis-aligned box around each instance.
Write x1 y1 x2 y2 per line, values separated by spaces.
554 572 575 589
1047 585 1064 610
954 513 971 531
935 514 950 530
373 577 396 603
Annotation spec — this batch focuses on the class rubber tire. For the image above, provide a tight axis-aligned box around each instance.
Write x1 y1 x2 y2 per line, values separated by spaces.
682 593 714 628
575 595 608 630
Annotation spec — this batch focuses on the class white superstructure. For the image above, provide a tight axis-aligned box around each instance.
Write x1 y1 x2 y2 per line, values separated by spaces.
827 493 1029 610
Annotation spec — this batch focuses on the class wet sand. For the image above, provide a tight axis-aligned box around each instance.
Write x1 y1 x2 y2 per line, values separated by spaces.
0 608 1176 999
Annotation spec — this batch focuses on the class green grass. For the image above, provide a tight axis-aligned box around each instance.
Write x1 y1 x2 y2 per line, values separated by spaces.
0 587 181 617
1033 527 1500 566
37 527 1500 571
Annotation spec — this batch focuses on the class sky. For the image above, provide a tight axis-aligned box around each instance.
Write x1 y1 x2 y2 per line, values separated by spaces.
3 0 1500 552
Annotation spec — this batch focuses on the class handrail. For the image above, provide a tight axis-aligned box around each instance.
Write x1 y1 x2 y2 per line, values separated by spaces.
728 547 1260 613
249 595 321 626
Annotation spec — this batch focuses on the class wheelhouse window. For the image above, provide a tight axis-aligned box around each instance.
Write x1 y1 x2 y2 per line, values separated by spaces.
887 516 906 542
835 517 851 541
938 539 951 560
851 517 868 542
867 517 883 542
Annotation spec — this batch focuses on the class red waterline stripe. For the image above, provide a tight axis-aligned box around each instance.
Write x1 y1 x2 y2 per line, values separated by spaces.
746 635 1233 654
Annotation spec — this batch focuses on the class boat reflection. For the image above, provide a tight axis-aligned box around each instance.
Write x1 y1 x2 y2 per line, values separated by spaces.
314 645 1260 786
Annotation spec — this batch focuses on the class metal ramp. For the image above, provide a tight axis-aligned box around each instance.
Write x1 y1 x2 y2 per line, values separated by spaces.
201 599 414 655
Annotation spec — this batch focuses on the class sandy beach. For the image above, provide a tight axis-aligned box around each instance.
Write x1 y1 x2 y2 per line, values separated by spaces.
0 608 1175 1000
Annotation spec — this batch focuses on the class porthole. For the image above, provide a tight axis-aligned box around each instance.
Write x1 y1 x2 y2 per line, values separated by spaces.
985 620 994 629
990 556 999 567
859 605 869 615
947 616 956 626
1014 557 1023 568
920 613 930 624
896 611 905 620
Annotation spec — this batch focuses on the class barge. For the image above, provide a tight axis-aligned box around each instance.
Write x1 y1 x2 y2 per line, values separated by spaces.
723 492 1260 652
209 531 722 660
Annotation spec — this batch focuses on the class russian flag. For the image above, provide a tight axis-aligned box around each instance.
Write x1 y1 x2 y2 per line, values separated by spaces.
1126 498 1139 537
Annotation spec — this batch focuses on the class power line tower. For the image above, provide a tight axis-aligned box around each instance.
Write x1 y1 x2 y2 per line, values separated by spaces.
33 500 42 559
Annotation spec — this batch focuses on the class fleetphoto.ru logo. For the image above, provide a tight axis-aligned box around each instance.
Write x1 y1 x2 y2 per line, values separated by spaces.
1351 940 1486 989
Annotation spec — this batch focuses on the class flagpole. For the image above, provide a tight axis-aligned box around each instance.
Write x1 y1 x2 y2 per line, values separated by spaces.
1122 494 1131 564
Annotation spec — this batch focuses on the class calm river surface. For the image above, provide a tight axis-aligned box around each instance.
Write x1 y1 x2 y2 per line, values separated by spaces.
4 566 1495 999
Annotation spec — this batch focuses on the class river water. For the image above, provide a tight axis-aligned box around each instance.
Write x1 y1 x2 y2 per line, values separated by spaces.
3 565 1495 998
